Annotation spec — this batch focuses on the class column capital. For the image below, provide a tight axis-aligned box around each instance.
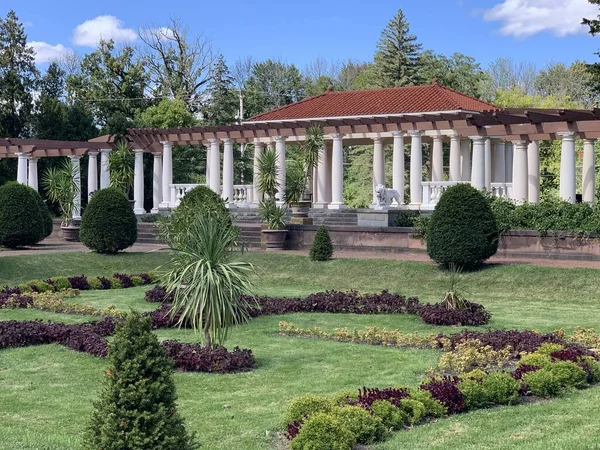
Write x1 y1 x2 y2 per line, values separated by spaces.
15 152 27 157
207 138 219 145
100 148 111 154
583 138 597 144
469 136 486 142
27 156 39 161
432 135 443 142
132 148 144 153
372 135 382 144
557 131 576 139
87 151 98 157
512 139 530 146
449 134 462 142
407 130 423 137
159 140 172 146
273 135 287 142
152 152 163 157
331 133 344 140
253 138 263 146
221 137 234 144
391 131 404 138
69 155 81 160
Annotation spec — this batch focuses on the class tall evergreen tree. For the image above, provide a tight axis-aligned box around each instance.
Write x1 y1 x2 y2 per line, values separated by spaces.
373 9 422 88
203 55 237 125
0 10 39 137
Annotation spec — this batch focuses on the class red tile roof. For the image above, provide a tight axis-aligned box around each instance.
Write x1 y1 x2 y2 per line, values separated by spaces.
246 81 498 122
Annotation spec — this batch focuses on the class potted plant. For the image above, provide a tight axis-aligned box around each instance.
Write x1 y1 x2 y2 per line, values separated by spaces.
43 159 81 241
257 148 287 250
109 141 135 206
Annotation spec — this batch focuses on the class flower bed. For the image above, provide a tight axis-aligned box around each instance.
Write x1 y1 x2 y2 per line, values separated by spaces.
418 300 491 326
0 318 256 373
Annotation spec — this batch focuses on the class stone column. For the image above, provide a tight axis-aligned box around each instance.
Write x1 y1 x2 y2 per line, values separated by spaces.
432 135 444 183
222 138 234 206
70 156 81 220
315 143 330 208
527 141 540 204
27 157 39 191
329 134 345 209
87 152 98 200
583 139 596 204
151 153 162 213
470 136 486 190
409 131 423 204
100 149 110 189
505 142 514 183
207 138 221 195
160 141 173 209
491 140 506 183
274 136 286 204
512 140 529 203
460 138 471 182
558 132 577 203
133 149 145 215
16 153 28 185
253 139 263 204
449 135 461 182
392 132 405 203
484 138 492 190
373 136 385 205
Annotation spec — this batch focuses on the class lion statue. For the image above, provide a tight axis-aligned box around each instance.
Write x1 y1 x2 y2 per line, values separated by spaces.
375 184 402 207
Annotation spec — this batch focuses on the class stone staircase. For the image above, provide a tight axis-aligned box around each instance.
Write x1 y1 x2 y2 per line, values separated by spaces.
309 208 359 226
237 222 262 249
137 222 164 245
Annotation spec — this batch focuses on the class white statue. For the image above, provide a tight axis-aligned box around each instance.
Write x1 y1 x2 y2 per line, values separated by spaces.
375 184 402 207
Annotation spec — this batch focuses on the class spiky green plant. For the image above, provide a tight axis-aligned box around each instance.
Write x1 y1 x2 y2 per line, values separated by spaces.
162 212 256 349
42 159 80 226
257 148 279 199
109 141 135 196
440 264 467 310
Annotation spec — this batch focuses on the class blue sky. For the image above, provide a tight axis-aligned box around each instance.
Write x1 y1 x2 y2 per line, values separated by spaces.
4 0 600 71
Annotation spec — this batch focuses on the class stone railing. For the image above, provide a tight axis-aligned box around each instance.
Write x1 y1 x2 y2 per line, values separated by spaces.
491 182 509 198
422 181 457 208
169 183 254 208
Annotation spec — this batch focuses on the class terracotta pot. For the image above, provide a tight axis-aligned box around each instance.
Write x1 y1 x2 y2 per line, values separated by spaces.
61 225 80 242
261 229 287 251
290 201 311 218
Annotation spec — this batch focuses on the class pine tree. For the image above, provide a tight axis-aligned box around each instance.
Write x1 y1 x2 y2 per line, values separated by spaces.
309 226 334 261
203 55 238 125
83 313 197 450
0 10 39 137
373 9 422 88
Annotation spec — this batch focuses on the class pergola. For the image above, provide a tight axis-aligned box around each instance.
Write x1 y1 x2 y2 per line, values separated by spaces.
6 82 600 217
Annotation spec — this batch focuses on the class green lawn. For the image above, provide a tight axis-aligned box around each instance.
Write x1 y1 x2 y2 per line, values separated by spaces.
1 251 600 449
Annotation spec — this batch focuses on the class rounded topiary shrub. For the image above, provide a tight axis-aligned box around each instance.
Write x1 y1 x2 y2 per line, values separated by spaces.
80 188 137 253
0 182 51 248
310 226 333 261
426 184 499 269
178 185 229 223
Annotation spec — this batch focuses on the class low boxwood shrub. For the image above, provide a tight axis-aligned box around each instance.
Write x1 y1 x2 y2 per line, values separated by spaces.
522 369 562 397
548 361 588 389
290 412 354 450
418 300 491 326
330 406 385 445
480 372 520 405
398 398 426 425
80 187 138 253
285 395 334 426
394 210 420 227
309 226 333 261
406 388 447 418
369 400 406 430
48 276 71 291
518 352 552 369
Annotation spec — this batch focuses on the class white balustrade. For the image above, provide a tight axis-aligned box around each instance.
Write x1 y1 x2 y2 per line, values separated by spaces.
421 181 457 207
490 183 511 198
169 183 254 208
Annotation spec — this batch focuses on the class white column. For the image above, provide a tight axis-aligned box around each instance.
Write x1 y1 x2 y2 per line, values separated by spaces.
87 152 98 200
470 137 485 190
151 153 162 213
583 139 596 204
449 135 461 182
527 141 540 204
460 138 471 181
491 140 506 183
558 132 577 203
205 144 211 187
208 139 221 195
70 156 81 220
315 143 329 208
484 138 492 190
16 153 28 185
432 136 443 182
133 149 145 215
512 140 529 203
373 136 385 205
409 131 423 204
222 138 234 206
329 134 345 209
100 149 110 189
27 157 39 191
274 136 286 204
505 142 514 183
160 141 173 209
253 139 263 204
392 132 405 203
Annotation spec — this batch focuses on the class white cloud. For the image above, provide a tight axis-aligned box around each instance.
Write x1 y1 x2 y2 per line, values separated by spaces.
28 41 70 64
483 0 597 38
72 15 137 47
157 27 175 39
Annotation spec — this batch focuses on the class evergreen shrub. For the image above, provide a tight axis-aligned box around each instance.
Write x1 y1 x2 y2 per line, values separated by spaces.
309 226 333 261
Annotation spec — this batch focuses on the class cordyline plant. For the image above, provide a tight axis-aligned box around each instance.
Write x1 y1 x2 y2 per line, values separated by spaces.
440 264 467 310
108 140 135 197
42 159 80 226
162 212 256 349
257 147 287 230
285 124 324 204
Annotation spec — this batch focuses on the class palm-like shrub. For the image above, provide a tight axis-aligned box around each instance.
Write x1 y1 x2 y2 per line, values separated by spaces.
83 313 197 450
80 188 138 253
108 141 135 196
310 226 334 261
42 159 80 226
0 182 51 248
162 213 256 349
426 184 499 269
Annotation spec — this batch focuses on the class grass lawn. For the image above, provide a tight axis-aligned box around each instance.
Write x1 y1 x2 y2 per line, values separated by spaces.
1 251 600 449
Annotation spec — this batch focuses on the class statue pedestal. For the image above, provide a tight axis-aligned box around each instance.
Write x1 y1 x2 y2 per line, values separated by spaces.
357 209 403 227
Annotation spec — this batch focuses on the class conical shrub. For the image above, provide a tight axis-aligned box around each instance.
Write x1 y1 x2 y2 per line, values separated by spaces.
310 226 334 261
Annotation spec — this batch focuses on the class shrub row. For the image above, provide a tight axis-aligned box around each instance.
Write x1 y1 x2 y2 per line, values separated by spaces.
3 272 156 295
0 318 256 373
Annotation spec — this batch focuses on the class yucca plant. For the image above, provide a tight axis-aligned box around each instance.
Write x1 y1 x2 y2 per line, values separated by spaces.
440 264 467 310
257 148 279 199
258 199 286 230
162 212 256 349
108 141 135 197
42 159 80 226
285 125 324 204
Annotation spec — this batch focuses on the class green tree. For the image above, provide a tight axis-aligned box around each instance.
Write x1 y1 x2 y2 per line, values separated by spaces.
373 8 422 87
83 313 197 450
202 55 237 125
0 10 38 138
419 51 489 98
534 62 594 107
67 40 147 135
